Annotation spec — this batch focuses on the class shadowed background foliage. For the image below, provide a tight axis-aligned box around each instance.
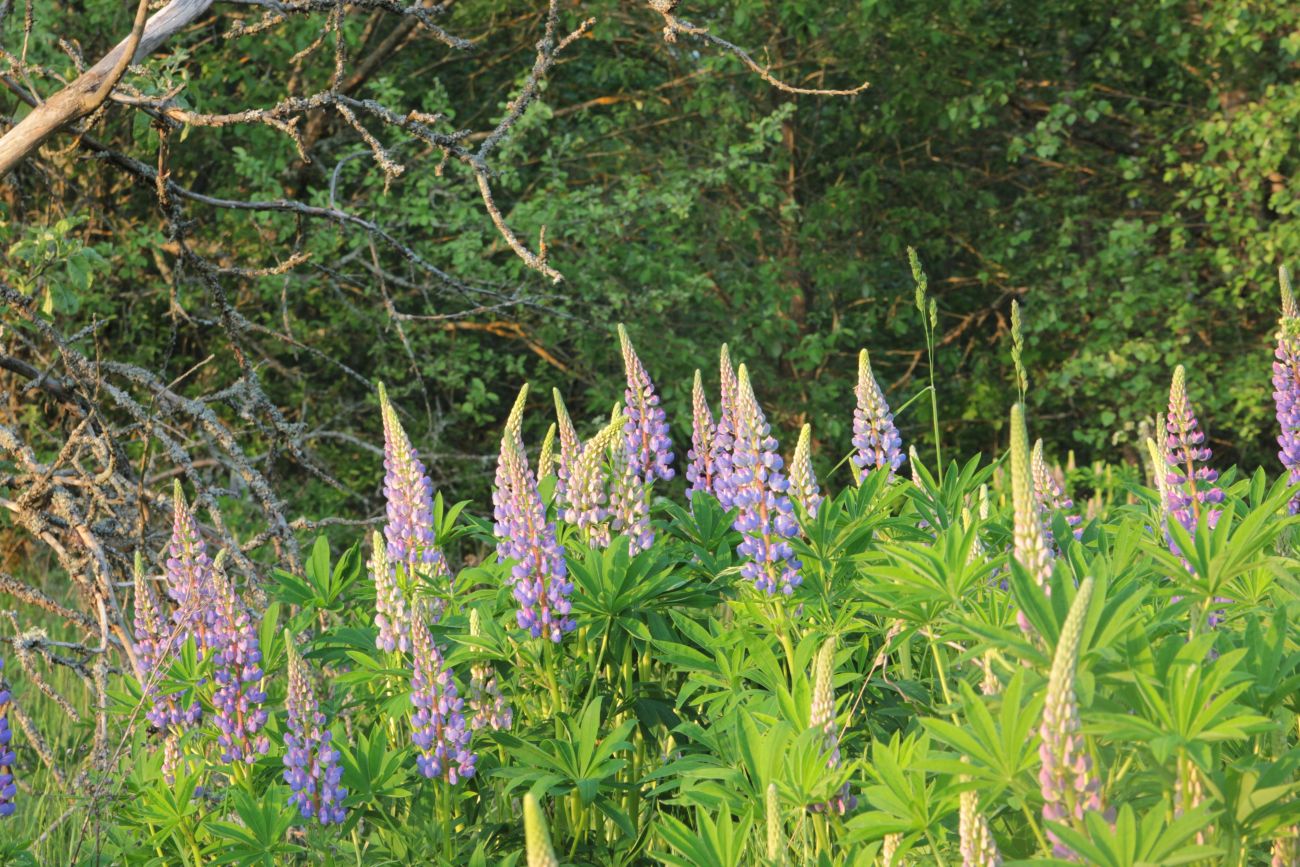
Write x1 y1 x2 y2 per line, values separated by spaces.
3 0 1298 523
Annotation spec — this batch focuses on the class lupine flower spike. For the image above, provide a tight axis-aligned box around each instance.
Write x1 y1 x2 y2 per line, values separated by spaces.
283 642 347 825
808 637 856 815
731 365 802 595
135 555 200 733
378 383 449 615
1272 827 1300 867
538 423 557 480
609 404 654 554
686 370 718 501
1039 576 1107 860
1010 404 1054 635
1032 439 1082 544
524 792 560 867
0 657 15 818
881 833 902 866
494 386 574 641
766 782 784 864
370 531 409 653
466 610 512 732
959 781 1002 866
789 423 822 519
711 344 739 508
852 349 904 482
566 413 622 548
552 389 580 508
166 481 217 655
618 324 675 483
211 563 270 764
409 605 475 783
1273 265 1300 515
1164 366 1224 539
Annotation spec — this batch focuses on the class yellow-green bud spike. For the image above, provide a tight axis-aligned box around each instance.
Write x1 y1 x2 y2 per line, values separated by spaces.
523 793 559 867
538 423 557 479
1010 404 1053 612
1281 265 1296 320
506 384 530 439
766 782 783 863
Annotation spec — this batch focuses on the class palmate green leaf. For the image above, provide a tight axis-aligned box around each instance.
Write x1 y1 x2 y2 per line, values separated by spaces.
921 673 1042 800
207 788 305 866
653 805 752 867
493 698 635 806
1035 802 1221 867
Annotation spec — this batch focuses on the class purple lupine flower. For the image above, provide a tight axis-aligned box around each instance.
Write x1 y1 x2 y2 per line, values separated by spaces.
409 608 475 783
1273 266 1300 515
788 423 822 519
852 349 905 482
1010 404 1054 635
165 481 217 656
1032 440 1082 544
731 365 802 595
370 531 409 653
960 784 1002 866
552 390 580 509
686 370 718 500
283 645 347 825
1164 365 1224 536
1039 577 1107 860
378 384 449 618
564 413 621 549
807 638 856 815
493 389 575 642
711 344 740 509
210 567 270 765
618 324 675 484
0 658 15 818
135 562 201 733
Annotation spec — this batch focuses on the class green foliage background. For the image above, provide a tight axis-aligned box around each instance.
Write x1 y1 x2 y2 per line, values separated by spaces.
3 0 1298 512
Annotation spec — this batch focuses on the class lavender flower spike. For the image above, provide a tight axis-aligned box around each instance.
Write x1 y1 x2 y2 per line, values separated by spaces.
1039 576 1106 860
808 637 856 815
211 564 270 765
370 530 409 653
731 365 802 595
378 383 449 597
852 349 905 482
166 481 217 656
524 792 560 867
552 389 580 509
711 344 740 508
1273 265 1300 515
686 370 718 500
788 423 823 519
618 324 675 483
1164 365 1224 536
1032 439 1082 543
283 643 347 825
0 657 15 818
493 390 575 641
1010 404 1054 635
409 607 476 783
959 784 1002 867
610 405 655 554
467 610 512 732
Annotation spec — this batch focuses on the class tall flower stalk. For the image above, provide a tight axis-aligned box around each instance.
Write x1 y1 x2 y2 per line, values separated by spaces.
686 370 718 501
211 566 270 765
711 344 740 508
808 638 855 815
960 783 1002 867
370 531 410 653
618 324 675 484
1164 366 1224 537
1273 265 1300 515
524 792 560 867
1010 404 1054 635
409 606 476 783
0 657 15 818
852 349 904 482
731 365 802 595
1032 439 1082 544
565 413 622 549
166 482 217 656
135 558 200 733
552 389 581 509
1039 576 1106 860
467 611 512 732
283 644 347 825
378 383 449 618
494 386 574 641
789 423 822 519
